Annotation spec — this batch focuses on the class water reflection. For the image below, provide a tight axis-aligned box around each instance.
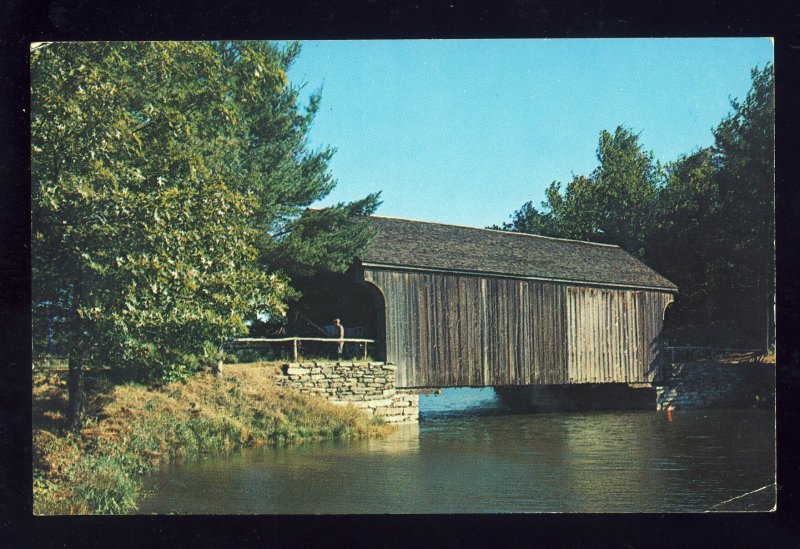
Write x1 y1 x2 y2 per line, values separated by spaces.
138 395 774 514
363 424 420 453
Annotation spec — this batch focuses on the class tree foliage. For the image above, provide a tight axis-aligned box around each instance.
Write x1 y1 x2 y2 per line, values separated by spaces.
500 64 774 348
497 126 662 259
31 41 379 395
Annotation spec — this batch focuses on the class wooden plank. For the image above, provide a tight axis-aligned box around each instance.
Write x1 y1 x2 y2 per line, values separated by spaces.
628 291 635 382
576 288 584 383
566 287 574 383
522 281 531 384
570 287 578 383
430 273 439 384
535 281 542 385
557 285 569 383
519 281 524 384
456 276 467 386
616 290 623 381
613 290 619 381
408 272 420 385
472 276 481 386
591 289 598 382
552 283 560 384
493 278 503 385
640 291 648 382
593 290 600 382
421 272 430 386
233 337 376 344
586 289 593 383
537 282 543 384
402 271 411 385
541 284 555 383
635 292 642 381
615 291 621 381
486 278 495 385
553 284 560 383
446 274 457 385
547 284 552 383
480 277 488 386
608 290 615 382
621 291 629 383
497 278 507 385
604 290 610 382
625 291 633 382
442 274 451 386
591 289 596 382
588 289 596 382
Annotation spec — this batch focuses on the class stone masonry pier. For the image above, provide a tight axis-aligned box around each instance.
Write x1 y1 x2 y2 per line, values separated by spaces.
275 361 419 424
655 362 775 410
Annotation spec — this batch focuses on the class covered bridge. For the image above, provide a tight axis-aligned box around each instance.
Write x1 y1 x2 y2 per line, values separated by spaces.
291 215 677 389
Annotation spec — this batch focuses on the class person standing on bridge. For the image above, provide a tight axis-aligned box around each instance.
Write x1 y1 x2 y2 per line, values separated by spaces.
333 318 345 359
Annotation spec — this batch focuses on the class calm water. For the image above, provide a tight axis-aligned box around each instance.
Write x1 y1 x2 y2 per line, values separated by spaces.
138 389 775 514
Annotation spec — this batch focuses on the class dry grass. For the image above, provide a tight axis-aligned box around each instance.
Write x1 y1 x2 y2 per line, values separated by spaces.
33 362 393 515
714 351 776 365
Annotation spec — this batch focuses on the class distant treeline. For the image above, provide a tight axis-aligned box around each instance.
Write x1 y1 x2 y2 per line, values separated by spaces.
496 65 773 350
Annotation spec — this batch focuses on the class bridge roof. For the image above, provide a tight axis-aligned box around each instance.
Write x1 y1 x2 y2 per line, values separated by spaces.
358 216 677 292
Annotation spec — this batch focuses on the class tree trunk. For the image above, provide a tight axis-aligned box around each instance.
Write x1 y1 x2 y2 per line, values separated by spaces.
67 280 85 429
67 348 84 429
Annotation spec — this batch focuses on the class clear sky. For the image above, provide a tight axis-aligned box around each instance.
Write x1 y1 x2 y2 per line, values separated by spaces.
287 38 773 228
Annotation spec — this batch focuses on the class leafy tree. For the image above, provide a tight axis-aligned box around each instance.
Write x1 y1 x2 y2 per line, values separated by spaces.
498 126 662 259
646 148 719 343
652 64 774 349
590 127 662 257
31 41 379 426
708 63 774 349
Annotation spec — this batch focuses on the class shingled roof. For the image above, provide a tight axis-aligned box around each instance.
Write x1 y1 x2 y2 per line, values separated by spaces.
358 216 677 291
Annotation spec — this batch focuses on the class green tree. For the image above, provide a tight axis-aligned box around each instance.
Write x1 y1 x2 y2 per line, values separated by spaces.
709 63 774 349
31 41 379 426
646 148 719 343
498 126 662 259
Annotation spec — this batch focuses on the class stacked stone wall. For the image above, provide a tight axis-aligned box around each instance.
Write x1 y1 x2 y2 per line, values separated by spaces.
655 362 774 410
275 361 419 424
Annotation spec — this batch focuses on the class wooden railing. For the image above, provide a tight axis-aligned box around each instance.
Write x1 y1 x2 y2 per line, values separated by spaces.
230 337 376 361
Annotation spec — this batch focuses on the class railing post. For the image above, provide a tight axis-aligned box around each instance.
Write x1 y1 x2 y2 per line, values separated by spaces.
292 338 298 362
364 341 368 361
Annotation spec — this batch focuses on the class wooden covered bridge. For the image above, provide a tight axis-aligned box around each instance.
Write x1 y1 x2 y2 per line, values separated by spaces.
290 215 677 390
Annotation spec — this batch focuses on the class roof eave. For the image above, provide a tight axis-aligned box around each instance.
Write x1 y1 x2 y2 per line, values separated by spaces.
359 261 678 293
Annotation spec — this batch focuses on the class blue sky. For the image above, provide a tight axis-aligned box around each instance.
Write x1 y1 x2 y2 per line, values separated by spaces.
287 38 773 228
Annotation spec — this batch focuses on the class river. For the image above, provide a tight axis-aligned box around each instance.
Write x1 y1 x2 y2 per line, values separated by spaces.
137 388 775 513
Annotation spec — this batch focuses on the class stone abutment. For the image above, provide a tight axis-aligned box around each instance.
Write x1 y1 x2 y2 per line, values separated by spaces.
655 362 774 410
275 361 419 424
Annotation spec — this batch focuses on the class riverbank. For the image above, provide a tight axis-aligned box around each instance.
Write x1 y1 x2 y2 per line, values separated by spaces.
33 362 393 515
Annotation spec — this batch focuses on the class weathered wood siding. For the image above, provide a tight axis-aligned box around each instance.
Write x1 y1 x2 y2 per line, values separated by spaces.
565 287 673 384
363 267 673 388
363 268 568 387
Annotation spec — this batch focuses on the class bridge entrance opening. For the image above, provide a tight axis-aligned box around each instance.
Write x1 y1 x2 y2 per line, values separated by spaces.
288 270 386 361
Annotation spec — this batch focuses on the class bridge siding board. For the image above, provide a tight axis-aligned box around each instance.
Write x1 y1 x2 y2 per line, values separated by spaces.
363 267 672 388
607 292 613 381
613 291 620 381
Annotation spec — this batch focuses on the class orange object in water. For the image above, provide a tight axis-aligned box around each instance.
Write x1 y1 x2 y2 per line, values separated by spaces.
667 402 673 423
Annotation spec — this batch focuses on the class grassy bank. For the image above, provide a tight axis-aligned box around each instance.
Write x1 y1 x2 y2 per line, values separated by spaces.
33 362 393 515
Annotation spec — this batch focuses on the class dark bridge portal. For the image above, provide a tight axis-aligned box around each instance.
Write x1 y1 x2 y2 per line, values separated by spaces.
289 271 385 360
